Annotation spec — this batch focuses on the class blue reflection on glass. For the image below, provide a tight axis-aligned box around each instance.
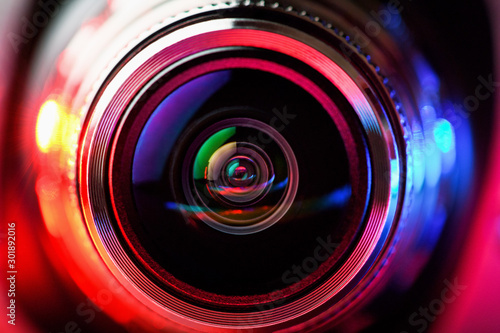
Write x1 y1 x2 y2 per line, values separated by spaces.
391 159 400 191
317 184 352 210
165 184 352 216
271 177 289 192
413 55 441 97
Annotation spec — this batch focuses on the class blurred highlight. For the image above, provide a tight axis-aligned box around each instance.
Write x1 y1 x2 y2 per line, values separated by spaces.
36 99 80 157
36 100 62 153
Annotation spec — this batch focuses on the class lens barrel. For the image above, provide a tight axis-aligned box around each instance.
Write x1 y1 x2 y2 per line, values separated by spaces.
29 0 470 331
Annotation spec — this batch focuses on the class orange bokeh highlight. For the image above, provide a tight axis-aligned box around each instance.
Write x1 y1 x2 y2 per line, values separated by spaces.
36 100 63 153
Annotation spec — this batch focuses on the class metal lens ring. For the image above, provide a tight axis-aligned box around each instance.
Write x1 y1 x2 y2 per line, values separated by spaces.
107 53 369 310
78 3 402 330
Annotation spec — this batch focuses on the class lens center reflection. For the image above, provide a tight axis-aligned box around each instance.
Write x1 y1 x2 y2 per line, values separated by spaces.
185 119 297 235
205 141 273 207
225 157 256 186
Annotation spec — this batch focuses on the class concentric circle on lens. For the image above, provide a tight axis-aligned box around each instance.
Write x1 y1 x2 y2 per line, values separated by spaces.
204 142 273 206
182 118 299 235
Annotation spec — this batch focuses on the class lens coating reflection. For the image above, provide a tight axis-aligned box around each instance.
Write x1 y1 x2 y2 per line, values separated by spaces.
126 68 364 301
184 118 297 233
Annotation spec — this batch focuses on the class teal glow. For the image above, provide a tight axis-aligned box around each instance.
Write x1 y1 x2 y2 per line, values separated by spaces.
226 160 250 181
193 127 236 180
391 159 400 191
433 119 455 154
227 160 239 178
411 122 425 192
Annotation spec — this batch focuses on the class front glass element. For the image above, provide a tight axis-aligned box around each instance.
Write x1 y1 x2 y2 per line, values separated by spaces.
130 69 361 298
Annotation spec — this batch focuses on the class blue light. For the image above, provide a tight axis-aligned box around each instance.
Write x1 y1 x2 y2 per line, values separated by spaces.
390 159 400 191
321 184 352 208
165 202 180 211
165 201 207 214
413 55 441 93
433 119 455 154
411 122 425 192
272 177 289 192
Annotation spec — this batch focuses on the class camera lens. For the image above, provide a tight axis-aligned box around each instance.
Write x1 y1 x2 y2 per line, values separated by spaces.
76 2 403 322
36 0 454 330
120 67 366 302
7 0 493 331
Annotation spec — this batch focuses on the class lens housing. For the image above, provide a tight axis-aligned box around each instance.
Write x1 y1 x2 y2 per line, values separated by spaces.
108 51 370 308
27 0 472 331
80 4 400 324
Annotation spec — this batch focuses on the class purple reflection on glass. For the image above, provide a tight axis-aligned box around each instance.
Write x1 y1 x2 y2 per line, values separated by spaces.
133 71 231 184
